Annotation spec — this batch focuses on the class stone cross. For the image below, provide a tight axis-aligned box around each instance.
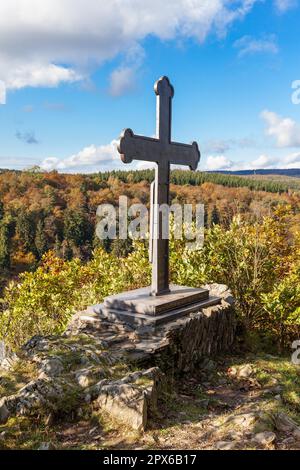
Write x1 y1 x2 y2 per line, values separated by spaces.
118 76 200 296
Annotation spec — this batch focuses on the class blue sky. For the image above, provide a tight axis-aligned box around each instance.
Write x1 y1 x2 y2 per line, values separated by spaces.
0 0 300 172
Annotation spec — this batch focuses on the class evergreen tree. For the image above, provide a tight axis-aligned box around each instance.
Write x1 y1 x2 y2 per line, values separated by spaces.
208 205 220 227
64 209 88 247
16 209 35 253
0 201 4 221
0 222 10 269
35 220 48 259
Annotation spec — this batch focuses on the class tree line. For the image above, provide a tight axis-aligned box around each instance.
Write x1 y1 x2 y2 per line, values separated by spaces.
0 169 299 285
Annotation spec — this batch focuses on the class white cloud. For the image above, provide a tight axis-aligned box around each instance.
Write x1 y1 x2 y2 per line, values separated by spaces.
40 140 119 172
234 34 278 57
274 0 297 12
109 67 135 96
282 151 300 168
261 110 300 147
203 137 255 153
0 80 6 104
204 153 293 171
136 161 156 170
41 141 300 173
109 44 144 96
251 154 279 169
5 64 82 90
205 155 234 171
0 0 259 92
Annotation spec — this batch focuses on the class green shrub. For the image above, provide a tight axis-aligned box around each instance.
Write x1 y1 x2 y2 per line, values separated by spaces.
261 267 300 350
1 208 299 351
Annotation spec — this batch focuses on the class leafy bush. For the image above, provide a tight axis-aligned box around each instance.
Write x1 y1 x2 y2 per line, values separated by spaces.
0 243 150 349
1 207 299 350
200 211 293 326
261 267 300 350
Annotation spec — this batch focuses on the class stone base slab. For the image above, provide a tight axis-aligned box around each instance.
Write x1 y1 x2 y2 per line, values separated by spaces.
103 284 209 316
92 295 221 327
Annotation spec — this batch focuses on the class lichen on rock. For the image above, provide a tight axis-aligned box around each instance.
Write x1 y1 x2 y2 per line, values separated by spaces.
0 283 236 433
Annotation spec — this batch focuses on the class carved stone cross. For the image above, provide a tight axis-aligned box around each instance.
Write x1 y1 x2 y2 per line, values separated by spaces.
118 76 200 296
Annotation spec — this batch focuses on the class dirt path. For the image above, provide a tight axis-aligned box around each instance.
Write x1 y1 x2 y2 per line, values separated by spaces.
48 355 300 450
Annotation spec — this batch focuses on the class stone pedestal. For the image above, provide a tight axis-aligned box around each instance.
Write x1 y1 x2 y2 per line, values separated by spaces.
76 284 236 371
92 284 221 327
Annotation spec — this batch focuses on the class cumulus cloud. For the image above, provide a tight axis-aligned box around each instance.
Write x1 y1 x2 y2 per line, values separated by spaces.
40 140 300 173
282 151 300 168
136 161 156 170
250 154 279 169
109 44 144 96
4 63 82 90
203 137 255 154
204 152 300 171
234 34 279 57
261 110 300 147
16 130 39 144
0 80 6 104
274 0 297 12
205 155 234 171
0 0 259 92
109 67 135 96
40 140 119 172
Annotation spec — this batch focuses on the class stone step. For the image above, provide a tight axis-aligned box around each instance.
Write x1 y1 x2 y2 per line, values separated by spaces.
103 284 210 316
93 295 221 327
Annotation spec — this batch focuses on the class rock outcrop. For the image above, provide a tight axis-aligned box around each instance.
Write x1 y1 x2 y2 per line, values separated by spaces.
0 283 236 431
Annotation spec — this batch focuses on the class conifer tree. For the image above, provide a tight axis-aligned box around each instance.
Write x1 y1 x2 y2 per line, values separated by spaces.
64 209 87 247
0 201 4 221
16 209 35 253
0 222 10 269
208 205 220 227
35 220 48 259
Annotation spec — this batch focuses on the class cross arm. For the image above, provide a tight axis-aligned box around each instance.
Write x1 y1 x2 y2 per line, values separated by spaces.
118 128 161 164
118 128 200 170
168 141 200 171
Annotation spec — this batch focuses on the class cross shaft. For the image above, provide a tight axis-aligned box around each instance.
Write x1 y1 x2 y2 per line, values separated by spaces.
118 76 200 296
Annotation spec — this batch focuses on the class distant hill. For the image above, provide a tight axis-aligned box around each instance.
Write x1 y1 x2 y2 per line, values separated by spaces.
209 169 300 178
1 167 300 178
